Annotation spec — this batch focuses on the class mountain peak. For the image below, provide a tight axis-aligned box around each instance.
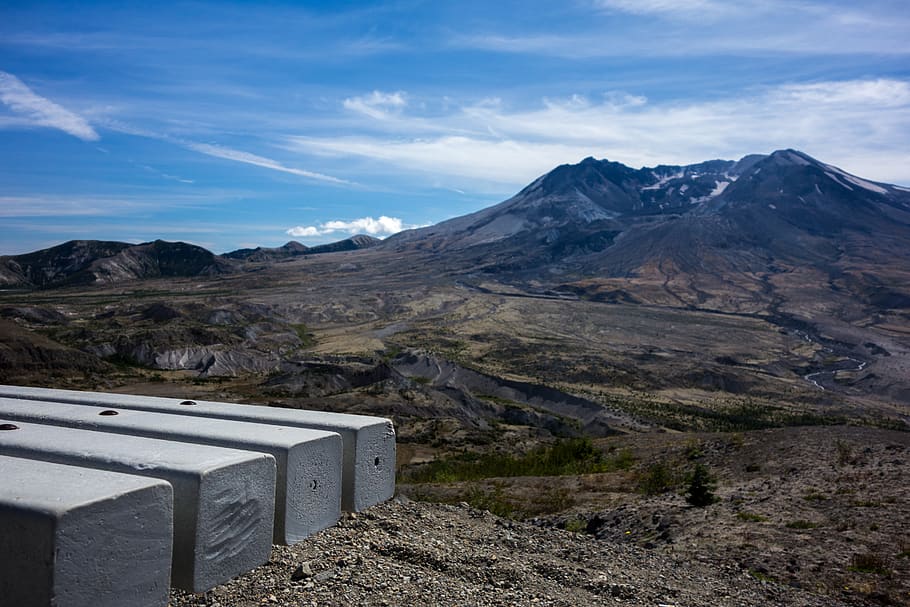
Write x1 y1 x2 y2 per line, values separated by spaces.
765 149 820 167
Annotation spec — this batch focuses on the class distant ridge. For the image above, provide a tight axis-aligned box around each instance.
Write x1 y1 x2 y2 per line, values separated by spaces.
223 240 309 262
0 239 233 288
1 233 385 289
224 234 380 262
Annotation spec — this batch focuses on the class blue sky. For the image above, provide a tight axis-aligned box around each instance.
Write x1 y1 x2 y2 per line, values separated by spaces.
2 0 909 255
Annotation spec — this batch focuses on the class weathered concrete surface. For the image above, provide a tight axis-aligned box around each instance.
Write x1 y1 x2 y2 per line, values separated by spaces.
0 421 275 592
0 385 395 512
0 397 341 543
0 454 173 607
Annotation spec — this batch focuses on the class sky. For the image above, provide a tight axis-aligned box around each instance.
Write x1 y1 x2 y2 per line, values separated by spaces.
1 0 909 255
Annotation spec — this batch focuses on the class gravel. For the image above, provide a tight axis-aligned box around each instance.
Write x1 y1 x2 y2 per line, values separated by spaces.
169 498 858 607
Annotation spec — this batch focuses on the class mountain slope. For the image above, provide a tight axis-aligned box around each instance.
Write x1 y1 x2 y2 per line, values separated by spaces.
385 150 910 307
0 239 235 288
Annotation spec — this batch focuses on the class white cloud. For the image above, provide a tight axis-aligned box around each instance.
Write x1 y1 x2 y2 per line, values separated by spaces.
286 215 412 238
594 0 728 17
453 2 910 58
286 79 910 186
291 134 591 185
182 141 350 184
0 71 99 141
343 90 408 119
286 225 321 237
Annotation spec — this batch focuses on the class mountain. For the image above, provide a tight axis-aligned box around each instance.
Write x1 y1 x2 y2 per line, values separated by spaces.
223 240 309 262
224 235 381 262
0 239 235 288
303 234 381 255
386 150 910 312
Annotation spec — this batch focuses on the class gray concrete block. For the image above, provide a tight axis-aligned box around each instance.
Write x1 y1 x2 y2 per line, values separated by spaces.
0 385 395 511
0 421 276 592
0 454 173 607
0 397 341 543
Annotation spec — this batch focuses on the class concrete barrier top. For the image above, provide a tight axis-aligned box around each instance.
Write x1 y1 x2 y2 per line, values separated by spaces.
0 454 174 607
0 385 395 512
0 421 276 592
0 397 342 544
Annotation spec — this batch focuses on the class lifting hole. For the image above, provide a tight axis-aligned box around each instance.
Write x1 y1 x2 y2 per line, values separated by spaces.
0 423 19 431
179 400 197 406
98 410 119 416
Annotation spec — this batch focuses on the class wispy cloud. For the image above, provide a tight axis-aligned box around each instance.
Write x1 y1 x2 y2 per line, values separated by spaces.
343 90 408 120
593 0 729 18
455 2 910 58
101 118 352 186
183 141 350 184
0 71 99 140
290 135 590 186
287 79 910 186
0 191 245 218
286 215 416 238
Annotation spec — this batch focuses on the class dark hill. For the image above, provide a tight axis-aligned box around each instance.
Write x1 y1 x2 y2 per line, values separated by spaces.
223 241 308 262
0 239 235 288
224 235 380 262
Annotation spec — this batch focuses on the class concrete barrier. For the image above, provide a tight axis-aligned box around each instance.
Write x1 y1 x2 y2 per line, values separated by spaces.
0 385 395 512
0 454 173 607
0 397 341 544
0 421 275 592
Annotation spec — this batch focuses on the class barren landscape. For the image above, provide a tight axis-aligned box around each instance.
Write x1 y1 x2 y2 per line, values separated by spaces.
1 151 909 605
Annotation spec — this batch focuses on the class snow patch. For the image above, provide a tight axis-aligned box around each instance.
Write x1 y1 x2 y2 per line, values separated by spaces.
825 171 854 191
690 180 731 204
823 163 888 194
642 170 683 191
710 180 730 197
768 204 777 209
894 185 910 192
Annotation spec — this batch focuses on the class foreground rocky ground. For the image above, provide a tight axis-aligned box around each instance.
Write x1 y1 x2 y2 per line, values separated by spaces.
171 498 865 607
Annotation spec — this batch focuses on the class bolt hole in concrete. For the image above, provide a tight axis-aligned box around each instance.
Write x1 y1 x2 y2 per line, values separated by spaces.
98 410 119 416
0 423 19 430
374 457 381 467
179 400 197 406
310 479 318 491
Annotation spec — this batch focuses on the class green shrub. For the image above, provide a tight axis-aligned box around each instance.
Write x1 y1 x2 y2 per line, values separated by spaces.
638 462 678 496
685 463 717 507
736 512 767 522
564 517 587 533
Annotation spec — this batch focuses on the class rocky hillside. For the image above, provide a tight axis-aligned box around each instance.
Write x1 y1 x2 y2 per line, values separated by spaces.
0 239 234 288
167 499 857 607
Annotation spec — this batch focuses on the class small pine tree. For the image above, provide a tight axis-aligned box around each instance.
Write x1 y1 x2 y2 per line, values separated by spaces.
685 463 717 507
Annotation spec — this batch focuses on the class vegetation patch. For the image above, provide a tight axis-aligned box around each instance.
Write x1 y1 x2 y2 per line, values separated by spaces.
637 461 680 496
848 553 891 575
401 438 632 483
291 323 316 348
685 463 717 507
409 482 574 520
736 512 768 523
